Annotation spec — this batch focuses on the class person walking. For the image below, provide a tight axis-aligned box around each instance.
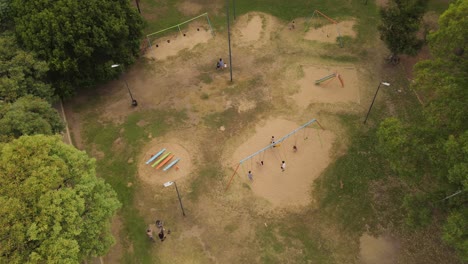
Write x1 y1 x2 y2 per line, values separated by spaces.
248 171 253 181
146 229 155 242
281 161 286 172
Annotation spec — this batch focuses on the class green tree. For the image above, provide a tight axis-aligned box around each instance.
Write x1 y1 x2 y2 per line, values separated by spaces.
12 0 144 96
378 0 428 63
0 0 12 30
0 95 64 142
378 0 467 259
443 209 468 261
0 33 53 102
0 135 121 263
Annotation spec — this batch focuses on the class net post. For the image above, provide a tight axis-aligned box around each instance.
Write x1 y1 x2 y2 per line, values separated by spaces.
336 24 343 48
315 120 325 130
146 36 152 50
226 163 241 191
205 14 215 36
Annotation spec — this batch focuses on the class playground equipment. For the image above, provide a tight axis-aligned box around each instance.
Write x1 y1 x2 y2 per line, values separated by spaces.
156 155 174 169
146 13 214 49
145 147 181 172
315 72 344 88
152 152 171 167
146 148 166 164
305 10 343 48
225 118 325 191
163 158 180 171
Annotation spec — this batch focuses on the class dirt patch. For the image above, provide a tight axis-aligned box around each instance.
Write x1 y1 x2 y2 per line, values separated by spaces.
360 233 400 264
101 216 125 264
400 45 431 80
177 1 203 16
137 139 193 187
292 65 361 107
239 15 263 42
376 0 389 7
230 118 335 208
305 20 357 43
146 24 213 61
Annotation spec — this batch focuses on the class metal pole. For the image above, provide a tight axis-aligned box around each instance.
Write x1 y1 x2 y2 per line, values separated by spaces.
364 83 382 124
233 0 236 20
226 0 233 82
135 0 141 14
173 181 186 216
124 79 138 106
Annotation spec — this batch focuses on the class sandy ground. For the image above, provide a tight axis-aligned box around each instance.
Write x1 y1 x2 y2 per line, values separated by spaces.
137 140 193 187
292 65 361 107
305 20 357 43
145 24 213 61
230 118 335 208
360 233 400 264
238 15 263 42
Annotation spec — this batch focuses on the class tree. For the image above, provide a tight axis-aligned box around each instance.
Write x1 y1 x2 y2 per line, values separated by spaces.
0 0 12 30
378 0 428 64
378 1 467 259
0 33 53 102
0 135 121 263
0 95 64 142
12 0 144 96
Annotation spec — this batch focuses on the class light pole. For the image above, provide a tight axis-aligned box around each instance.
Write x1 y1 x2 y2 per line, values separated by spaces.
111 64 138 107
164 181 186 217
363 82 390 124
226 0 233 82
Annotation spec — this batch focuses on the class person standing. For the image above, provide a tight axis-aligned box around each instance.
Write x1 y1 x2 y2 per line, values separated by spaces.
281 161 286 172
146 229 155 242
158 228 166 242
248 171 253 181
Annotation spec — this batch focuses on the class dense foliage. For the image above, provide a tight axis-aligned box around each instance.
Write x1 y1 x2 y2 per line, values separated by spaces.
378 0 428 63
0 95 64 142
0 33 53 102
0 135 121 263
377 0 467 260
12 0 144 96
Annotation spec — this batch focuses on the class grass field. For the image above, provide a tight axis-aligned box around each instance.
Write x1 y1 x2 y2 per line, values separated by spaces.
65 0 460 263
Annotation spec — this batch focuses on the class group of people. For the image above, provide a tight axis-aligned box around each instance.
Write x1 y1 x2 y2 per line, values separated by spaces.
147 220 170 243
248 136 298 181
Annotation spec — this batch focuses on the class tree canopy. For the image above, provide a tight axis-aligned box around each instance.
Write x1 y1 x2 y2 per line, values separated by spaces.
0 95 64 142
377 0 467 260
0 33 53 102
378 0 428 63
12 0 144 96
0 135 121 263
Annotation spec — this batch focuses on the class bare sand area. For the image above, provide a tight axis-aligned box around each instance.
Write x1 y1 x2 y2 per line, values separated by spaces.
145 24 212 61
292 65 360 108
360 233 400 264
305 20 357 43
137 140 193 187
230 118 335 208
238 15 263 42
